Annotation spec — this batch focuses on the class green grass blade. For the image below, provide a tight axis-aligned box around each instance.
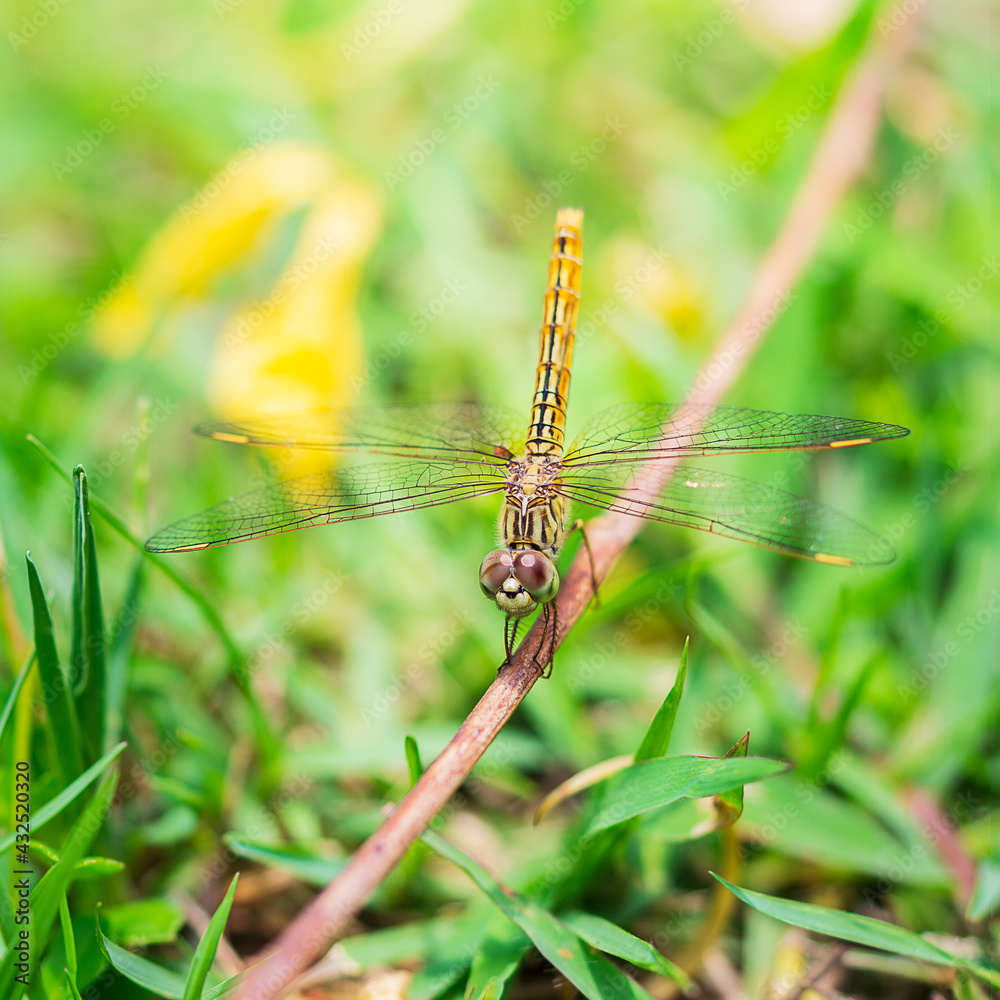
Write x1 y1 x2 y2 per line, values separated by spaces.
464 922 530 1000
74 467 108 759
98 918 187 999
106 556 143 749
582 755 788 836
405 734 424 785
560 911 691 988
0 742 125 855
64 971 84 1000
713 875 1000 988
224 833 343 886
130 395 152 530
714 732 750 825
0 652 35 747
181 873 239 1000
25 551 83 784
0 764 119 998
60 893 78 980
634 637 688 761
423 829 656 1000
967 857 1000 923
70 467 85 701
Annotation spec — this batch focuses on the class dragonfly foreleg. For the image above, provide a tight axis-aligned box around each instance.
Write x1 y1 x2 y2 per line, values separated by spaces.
568 518 601 609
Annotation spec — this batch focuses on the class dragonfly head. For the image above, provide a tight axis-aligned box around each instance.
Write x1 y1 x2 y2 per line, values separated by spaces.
479 548 560 617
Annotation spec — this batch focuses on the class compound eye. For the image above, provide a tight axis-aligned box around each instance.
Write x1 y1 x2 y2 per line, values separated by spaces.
479 550 514 597
512 551 559 603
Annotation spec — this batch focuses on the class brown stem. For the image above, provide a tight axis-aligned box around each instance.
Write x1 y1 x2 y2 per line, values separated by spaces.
234 8 925 996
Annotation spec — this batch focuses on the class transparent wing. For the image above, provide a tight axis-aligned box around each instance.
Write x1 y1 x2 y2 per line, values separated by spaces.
145 460 507 553
557 464 891 566
196 403 526 464
564 403 909 466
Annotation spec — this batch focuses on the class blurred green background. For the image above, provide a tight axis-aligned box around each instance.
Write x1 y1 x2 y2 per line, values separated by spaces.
0 0 996 996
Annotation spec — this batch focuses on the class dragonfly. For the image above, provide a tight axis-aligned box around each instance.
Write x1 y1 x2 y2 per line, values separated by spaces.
147 207 908 664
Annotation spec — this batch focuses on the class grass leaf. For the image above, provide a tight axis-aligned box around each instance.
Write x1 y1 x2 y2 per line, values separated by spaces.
634 637 688 761
713 875 1000 988
560 910 691 988
582 755 788 835
25 551 83 784
423 828 656 1000
181 873 239 1000
73 466 108 759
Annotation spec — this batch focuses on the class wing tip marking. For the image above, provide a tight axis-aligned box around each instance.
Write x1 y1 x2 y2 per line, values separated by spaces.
814 552 854 566
829 437 873 448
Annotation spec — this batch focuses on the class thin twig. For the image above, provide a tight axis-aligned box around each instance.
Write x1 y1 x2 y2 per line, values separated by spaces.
234 8 925 997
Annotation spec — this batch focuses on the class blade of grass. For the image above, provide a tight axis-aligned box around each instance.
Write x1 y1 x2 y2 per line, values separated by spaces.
73 467 107 759
0 652 34 747
634 637 689 761
106 557 143 749
182 873 239 1000
405 734 424 785
26 551 83 784
713 875 1000 988
581 755 788 836
98 917 187 999
60 893 78 981
423 828 656 1000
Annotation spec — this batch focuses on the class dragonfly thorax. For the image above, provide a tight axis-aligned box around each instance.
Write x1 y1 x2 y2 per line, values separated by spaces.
502 456 569 561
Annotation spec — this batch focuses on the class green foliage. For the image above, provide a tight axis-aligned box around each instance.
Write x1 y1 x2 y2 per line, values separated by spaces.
1 0 995 996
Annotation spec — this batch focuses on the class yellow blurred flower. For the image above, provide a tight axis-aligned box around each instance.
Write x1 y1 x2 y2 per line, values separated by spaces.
92 141 383 475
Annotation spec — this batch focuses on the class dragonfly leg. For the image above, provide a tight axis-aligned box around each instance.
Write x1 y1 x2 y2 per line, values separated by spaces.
502 615 520 668
569 518 601 609
531 603 557 679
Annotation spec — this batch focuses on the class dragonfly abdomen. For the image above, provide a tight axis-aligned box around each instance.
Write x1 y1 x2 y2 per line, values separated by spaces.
525 207 583 458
